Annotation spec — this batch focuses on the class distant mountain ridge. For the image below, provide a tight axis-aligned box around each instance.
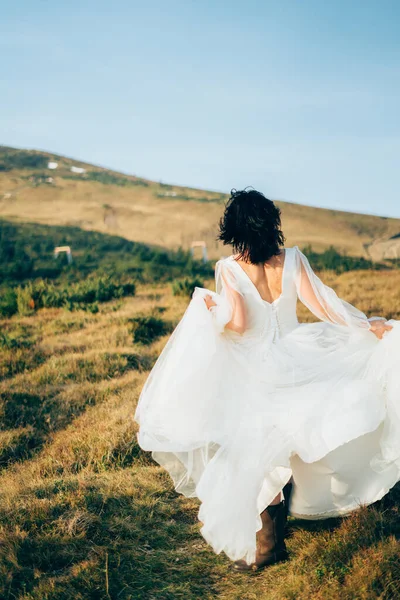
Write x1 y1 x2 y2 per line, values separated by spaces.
1 145 399 260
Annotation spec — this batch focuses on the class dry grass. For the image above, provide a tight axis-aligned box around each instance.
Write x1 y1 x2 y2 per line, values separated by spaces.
0 273 399 599
297 269 400 323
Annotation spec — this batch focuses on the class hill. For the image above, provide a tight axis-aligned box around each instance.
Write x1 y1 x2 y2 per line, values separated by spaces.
1 145 400 260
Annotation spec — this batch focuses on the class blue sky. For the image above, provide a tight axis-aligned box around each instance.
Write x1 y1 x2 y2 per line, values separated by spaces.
1 0 400 217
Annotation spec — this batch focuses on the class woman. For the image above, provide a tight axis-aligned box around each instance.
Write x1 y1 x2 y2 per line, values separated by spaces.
134 188 400 571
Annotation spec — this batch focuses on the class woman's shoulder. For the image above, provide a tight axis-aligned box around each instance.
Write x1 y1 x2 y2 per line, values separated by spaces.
283 246 302 263
280 247 296 264
215 255 236 270
214 256 242 290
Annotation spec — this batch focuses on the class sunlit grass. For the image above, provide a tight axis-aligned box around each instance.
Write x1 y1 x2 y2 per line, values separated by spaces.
0 274 399 599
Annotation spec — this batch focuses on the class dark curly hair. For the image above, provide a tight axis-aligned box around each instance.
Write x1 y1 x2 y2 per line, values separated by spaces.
218 188 285 264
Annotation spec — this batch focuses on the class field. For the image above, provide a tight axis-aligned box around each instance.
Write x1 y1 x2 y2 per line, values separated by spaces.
1 268 400 600
1 146 400 599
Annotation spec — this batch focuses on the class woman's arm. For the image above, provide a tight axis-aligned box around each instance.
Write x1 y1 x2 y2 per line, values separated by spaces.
294 246 392 338
204 262 247 334
204 287 247 334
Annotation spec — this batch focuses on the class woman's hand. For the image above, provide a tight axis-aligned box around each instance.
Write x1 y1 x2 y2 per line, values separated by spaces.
204 295 217 310
369 319 393 340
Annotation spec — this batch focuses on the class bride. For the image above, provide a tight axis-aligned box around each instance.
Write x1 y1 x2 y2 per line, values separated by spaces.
134 188 400 571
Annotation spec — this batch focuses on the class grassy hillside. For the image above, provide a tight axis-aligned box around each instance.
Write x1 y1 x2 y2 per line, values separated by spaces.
1 271 400 599
1 146 400 260
1 145 400 598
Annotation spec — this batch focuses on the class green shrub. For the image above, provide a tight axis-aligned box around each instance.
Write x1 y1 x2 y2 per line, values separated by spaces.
63 300 100 313
0 151 48 171
0 288 17 317
302 245 380 273
71 170 149 187
16 284 35 316
129 315 171 345
172 276 204 297
1 276 136 318
0 329 33 350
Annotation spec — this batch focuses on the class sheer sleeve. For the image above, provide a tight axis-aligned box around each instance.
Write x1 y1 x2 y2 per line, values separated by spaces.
294 246 372 330
209 259 246 334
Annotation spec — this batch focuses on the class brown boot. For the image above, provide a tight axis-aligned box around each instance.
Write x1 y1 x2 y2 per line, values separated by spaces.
232 502 288 572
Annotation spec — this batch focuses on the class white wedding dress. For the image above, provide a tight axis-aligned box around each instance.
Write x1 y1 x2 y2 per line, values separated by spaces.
134 246 400 564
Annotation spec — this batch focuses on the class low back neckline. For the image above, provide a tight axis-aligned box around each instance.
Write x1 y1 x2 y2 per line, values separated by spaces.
230 248 288 306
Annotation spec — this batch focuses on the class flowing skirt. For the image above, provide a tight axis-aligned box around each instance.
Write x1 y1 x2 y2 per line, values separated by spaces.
135 289 400 564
